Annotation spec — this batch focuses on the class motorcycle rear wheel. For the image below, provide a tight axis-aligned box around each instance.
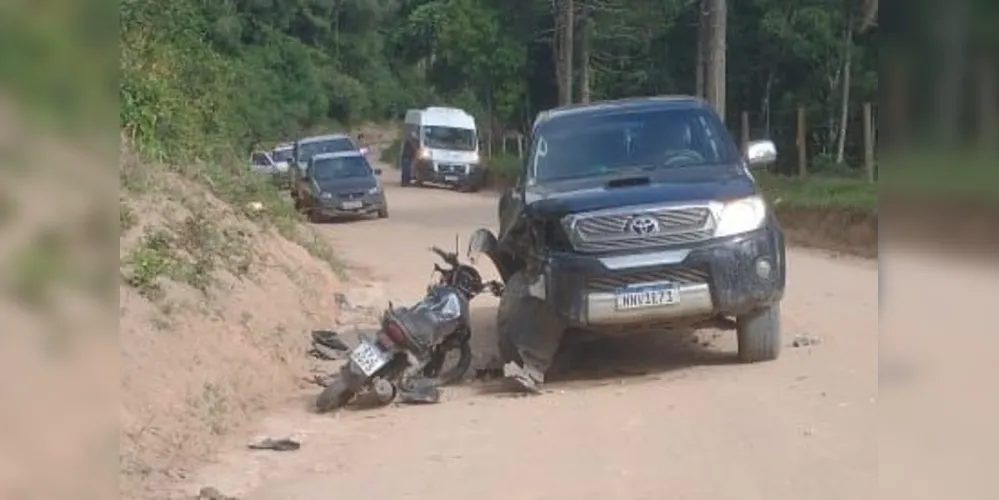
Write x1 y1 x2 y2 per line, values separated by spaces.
423 340 472 386
316 371 359 413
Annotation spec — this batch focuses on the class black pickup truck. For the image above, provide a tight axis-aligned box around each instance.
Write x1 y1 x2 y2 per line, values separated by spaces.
469 96 786 389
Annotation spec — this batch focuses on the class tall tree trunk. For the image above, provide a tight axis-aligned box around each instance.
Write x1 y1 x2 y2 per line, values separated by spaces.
695 0 709 97
979 58 998 150
704 0 727 121
860 0 878 32
762 70 774 138
578 2 592 103
553 0 566 105
563 0 575 105
835 20 854 164
934 0 968 144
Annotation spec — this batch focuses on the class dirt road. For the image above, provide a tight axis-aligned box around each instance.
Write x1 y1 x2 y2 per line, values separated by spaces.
189 176 877 500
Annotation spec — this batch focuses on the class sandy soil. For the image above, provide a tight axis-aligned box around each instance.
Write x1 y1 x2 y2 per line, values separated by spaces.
171 171 878 500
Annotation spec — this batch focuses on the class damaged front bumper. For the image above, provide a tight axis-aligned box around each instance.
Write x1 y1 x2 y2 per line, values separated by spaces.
534 227 786 328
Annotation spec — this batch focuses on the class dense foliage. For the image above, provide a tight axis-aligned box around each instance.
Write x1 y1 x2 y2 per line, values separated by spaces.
120 0 882 172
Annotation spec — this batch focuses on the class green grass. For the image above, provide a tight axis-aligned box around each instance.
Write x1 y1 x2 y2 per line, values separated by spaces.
754 172 877 213
879 149 999 204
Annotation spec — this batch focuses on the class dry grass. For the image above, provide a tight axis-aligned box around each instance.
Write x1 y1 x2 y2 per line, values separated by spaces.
118 156 348 500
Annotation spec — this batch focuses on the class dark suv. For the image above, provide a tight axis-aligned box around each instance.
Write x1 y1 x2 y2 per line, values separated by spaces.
469 96 785 387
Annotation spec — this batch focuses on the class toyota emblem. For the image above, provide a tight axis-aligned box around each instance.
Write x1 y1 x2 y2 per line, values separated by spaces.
625 215 660 235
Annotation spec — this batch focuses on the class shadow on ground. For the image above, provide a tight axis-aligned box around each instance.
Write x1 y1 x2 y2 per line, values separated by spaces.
467 303 739 394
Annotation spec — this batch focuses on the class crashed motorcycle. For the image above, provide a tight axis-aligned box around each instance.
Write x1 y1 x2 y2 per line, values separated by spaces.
315 243 503 412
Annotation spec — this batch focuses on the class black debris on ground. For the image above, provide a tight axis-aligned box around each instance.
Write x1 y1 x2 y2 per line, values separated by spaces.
791 334 822 347
247 437 301 451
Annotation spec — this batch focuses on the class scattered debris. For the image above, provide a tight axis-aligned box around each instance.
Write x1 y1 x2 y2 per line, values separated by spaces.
304 374 329 387
308 329 350 360
247 437 301 451
198 486 238 500
333 292 353 310
791 334 822 347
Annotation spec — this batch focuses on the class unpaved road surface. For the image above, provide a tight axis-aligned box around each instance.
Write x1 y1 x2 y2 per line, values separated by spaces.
188 175 877 500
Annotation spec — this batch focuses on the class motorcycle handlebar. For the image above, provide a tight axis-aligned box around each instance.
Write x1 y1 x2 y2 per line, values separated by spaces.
430 246 457 265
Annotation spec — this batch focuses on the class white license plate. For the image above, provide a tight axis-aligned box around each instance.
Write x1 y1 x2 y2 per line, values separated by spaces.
349 340 390 376
340 200 363 210
614 284 680 310
444 175 459 182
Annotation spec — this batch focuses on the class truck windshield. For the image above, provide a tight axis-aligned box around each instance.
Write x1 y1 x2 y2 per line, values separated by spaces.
423 126 476 151
311 156 371 181
530 107 740 182
298 138 355 162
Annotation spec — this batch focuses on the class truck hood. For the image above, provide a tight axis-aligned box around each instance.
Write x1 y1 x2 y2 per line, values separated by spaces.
523 166 757 221
315 176 377 194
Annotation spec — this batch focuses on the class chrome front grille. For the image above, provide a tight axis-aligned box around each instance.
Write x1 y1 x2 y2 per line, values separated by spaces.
436 163 466 174
587 266 709 292
565 205 715 253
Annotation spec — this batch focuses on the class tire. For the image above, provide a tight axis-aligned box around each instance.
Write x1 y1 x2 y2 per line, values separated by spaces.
315 370 360 413
306 208 323 223
495 271 565 368
496 272 528 365
736 303 782 363
377 207 389 219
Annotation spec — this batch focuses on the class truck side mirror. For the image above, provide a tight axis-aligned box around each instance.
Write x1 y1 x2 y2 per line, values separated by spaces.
745 140 777 167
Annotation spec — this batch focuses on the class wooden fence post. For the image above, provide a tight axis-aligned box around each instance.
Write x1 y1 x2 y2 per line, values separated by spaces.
796 106 807 177
863 102 875 183
740 111 749 154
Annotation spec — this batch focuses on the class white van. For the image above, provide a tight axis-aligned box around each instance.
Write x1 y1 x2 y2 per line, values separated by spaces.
399 107 484 191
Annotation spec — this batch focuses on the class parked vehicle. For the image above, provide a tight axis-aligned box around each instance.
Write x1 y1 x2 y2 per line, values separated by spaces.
316 242 504 412
290 133 364 191
249 150 289 187
271 142 294 169
291 150 388 221
398 107 484 192
466 96 785 391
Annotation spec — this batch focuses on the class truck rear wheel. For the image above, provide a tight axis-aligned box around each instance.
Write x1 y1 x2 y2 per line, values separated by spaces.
736 303 782 362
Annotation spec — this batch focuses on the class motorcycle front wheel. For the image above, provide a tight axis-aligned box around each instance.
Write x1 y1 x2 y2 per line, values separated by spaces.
422 339 472 386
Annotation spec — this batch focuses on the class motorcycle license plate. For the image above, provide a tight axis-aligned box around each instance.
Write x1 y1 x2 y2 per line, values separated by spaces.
349 340 390 376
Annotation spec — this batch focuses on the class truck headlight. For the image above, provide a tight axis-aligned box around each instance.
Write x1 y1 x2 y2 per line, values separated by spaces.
714 195 767 238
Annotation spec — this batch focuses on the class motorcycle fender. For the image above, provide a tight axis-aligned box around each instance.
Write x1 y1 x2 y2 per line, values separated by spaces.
466 228 519 283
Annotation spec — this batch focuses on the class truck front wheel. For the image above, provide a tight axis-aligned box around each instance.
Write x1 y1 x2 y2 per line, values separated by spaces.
496 272 565 374
736 303 782 363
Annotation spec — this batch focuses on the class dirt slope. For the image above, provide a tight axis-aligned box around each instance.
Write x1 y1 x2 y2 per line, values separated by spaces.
117 159 352 500
173 173 878 500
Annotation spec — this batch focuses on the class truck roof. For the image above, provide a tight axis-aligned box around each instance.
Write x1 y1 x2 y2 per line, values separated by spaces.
534 95 708 129
310 150 366 161
296 133 353 145
405 107 476 129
